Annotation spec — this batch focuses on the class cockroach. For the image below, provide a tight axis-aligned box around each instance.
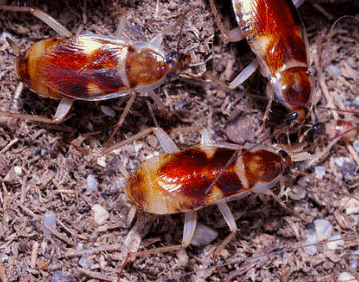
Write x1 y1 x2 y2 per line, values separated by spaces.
110 122 359 279
0 5 190 136
103 126 316 277
209 0 313 125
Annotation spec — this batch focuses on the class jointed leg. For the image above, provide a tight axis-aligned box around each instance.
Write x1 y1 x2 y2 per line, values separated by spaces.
0 98 74 124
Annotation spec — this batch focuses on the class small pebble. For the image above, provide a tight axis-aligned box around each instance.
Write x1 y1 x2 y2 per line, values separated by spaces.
303 233 318 255
0 31 12 41
41 211 57 235
334 157 351 167
100 105 116 117
338 272 358 282
176 249 189 264
1 253 8 262
78 255 91 268
353 139 359 153
190 223 218 246
314 166 325 179
289 187 306 200
329 64 340 75
14 166 22 176
314 219 332 241
86 174 98 194
97 156 106 167
147 134 158 148
92 204 109 225
51 270 73 282
176 100 187 109
349 250 359 269
76 243 84 251
341 198 359 215
327 234 344 250
304 219 334 255
87 122 94 132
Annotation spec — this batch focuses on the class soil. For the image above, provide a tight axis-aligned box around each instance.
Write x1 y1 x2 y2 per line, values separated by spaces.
0 0 359 281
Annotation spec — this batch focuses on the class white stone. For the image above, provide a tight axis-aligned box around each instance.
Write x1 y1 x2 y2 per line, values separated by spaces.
314 219 332 241
327 234 344 250
190 223 218 246
92 204 109 225
338 272 357 282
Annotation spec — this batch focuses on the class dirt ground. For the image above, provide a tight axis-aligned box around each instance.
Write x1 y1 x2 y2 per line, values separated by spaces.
0 0 359 281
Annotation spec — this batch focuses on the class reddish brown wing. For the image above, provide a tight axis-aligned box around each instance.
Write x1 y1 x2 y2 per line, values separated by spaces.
157 147 246 206
235 0 307 75
37 36 130 100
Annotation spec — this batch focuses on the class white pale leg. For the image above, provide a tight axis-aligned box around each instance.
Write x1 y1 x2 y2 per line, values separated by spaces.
152 127 180 153
102 126 179 155
200 127 212 145
147 89 165 112
0 98 74 124
129 211 197 258
228 59 260 90
52 99 74 122
216 202 237 232
214 202 238 255
182 211 198 247
115 16 126 39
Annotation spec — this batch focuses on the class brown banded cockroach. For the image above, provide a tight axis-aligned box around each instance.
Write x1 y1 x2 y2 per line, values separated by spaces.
106 120 359 280
208 0 313 126
0 5 190 144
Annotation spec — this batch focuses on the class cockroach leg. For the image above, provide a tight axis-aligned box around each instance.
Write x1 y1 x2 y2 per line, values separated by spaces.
213 202 238 256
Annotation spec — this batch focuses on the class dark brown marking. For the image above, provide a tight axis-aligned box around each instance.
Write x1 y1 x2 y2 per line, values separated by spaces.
17 53 30 84
158 147 243 201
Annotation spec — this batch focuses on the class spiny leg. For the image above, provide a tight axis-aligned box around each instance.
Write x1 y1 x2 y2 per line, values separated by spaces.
129 211 197 259
102 93 137 152
102 90 166 154
102 126 179 155
213 202 238 257
118 210 198 279
0 98 74 124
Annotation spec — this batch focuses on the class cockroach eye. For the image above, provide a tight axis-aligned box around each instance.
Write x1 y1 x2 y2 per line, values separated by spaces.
279 150 288 158
285 112 299 125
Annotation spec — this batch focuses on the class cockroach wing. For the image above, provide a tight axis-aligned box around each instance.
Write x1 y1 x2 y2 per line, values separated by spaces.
126 145 289 214
37 36 132 101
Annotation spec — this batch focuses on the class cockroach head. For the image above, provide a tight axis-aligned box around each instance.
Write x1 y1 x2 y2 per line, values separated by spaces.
166 52 191 77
